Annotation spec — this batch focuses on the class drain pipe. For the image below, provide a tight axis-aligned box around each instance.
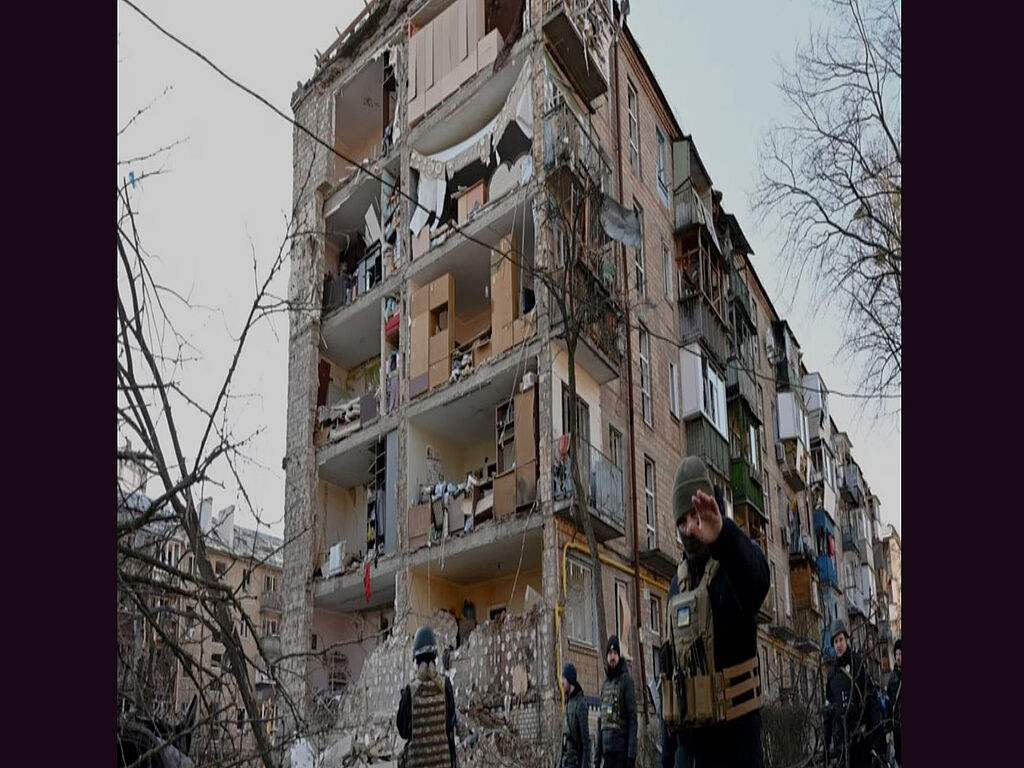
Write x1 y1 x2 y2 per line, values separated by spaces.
611 19 649 723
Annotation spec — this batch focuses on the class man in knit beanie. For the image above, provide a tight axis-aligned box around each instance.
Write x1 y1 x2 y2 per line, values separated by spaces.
560 662 591 768
595 635 637 768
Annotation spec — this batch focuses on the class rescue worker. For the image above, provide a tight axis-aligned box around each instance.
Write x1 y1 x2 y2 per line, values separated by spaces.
659 456 771 768
595 635 637 768
885 639 902 766
560 662 592 768
397 625 458 768
824 619 883 768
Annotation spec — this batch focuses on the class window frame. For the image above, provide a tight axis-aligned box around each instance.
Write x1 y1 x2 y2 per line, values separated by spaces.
565 557 597 647
662 240 674 301
627 81 640 175
639 326 652 426
669 360 680 419
643 455 657 549
633 202 645 298
656 125 669 205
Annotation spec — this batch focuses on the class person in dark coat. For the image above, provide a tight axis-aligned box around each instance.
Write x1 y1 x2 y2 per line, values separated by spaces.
885 639 902 766
659 457 771 768
824 620 883 768
595 636 637 768
397 625 458 768
560 662 592 768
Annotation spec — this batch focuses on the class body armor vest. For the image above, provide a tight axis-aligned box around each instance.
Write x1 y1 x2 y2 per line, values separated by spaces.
600 678 624 732
660 557 762 729
407 665 450 768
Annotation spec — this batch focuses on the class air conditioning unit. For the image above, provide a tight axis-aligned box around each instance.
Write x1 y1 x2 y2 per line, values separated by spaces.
328 540 346 576
775 442 785 462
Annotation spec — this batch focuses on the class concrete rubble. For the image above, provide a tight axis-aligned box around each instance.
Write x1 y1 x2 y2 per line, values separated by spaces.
304 606 552 768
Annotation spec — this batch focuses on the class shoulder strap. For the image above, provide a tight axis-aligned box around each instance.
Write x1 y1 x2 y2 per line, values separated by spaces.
676 559 689 591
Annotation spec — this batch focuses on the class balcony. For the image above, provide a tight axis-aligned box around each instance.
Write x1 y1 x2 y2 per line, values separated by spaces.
542 1 609 104
816 553 840 591
544 101 612 189
839 463 865 506
726 354 758 415
793 608 822 652
552 437 625 541
840 525 864 560
259 591 283 615
728 264 752 320
776 438 809 491
639 531 678 580
730 457 765 517
685 417 730 480
845 585 868 618
673 182 721 255
679 292 730 367
788 524 816 563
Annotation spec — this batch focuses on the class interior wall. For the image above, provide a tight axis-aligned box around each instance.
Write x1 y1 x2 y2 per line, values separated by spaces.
550 344 604 453
408 426 495 498
309 606 394 692
322 480 368 563
406 567 543 635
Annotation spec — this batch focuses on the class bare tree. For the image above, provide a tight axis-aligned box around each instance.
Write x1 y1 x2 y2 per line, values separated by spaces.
116 113 329 765
754 0 901 414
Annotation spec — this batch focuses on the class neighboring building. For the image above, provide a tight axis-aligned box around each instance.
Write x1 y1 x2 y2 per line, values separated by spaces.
280 0 895 745
117 453 284 758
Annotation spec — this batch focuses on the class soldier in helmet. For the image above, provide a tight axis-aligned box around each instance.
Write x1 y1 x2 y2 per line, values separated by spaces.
595 635 637 768
824 619 883 768
397 625 458 768
659 456 771 768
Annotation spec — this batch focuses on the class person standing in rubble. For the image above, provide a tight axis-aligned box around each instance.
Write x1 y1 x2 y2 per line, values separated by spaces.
658 456 771 768
397 625 458 768
595 635 638 768
824 619 884 768
560 662 592 768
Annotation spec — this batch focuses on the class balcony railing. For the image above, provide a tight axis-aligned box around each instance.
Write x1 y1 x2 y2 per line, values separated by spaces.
729 264 752 318
777 439 809 491
679 292 730 366
259 591 283 614
543 101 612 190
685 418 730 480
541 1 610 103
789 524 815 561
816 553 840 589
839 463 865 506
552 436 625 538
673 182 721 255
726 354 758 413
730 456 765 515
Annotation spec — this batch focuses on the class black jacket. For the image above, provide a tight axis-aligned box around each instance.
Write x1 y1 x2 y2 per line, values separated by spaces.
595 658 638 766
660 515 771 768
824 648 882 766
561 684 592 768
397 674 458 767
885 664 901 732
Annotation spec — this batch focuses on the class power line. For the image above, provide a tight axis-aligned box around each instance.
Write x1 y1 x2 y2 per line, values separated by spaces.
120 0 898 405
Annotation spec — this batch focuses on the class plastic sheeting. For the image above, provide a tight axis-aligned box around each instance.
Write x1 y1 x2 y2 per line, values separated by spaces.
599 195 643 248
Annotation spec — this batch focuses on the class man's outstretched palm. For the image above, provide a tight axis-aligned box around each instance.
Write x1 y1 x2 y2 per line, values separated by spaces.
687 489 723 545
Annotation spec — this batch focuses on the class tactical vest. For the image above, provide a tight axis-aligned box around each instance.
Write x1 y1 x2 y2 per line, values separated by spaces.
660 558 762 729
407 665 450 768
560 697 581 766
600 676 625 732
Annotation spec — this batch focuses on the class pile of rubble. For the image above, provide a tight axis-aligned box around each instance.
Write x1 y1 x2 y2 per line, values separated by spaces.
290 607 553 768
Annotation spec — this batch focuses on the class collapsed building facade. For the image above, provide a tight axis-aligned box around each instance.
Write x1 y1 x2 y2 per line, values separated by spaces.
280 0 898 762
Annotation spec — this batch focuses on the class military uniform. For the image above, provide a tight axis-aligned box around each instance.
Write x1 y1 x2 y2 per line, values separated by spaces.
824 640 883 768
595 636 637 768
560 664 591 768
659 458 770 768
398 626 458 768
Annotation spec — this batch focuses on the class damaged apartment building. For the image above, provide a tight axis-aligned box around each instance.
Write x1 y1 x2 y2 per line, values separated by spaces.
280 0 895 757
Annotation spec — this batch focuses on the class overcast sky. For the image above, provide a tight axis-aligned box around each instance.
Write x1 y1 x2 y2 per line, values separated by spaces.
116 0 901 538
